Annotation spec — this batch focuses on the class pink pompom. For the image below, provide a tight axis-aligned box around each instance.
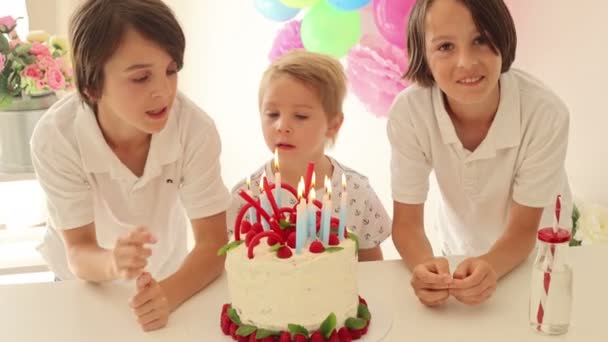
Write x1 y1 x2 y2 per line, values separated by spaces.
268 20 304 62
346 35 409 118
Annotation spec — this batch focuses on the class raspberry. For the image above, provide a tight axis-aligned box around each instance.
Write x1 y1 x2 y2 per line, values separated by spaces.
240 220 252 234
293 334 308 342
248 334 257 342
287 232 297 249
328 233 340 246
261 337 274 342
279 331 291 342
358 296 367 306
338 328 351 342
310 331 324 342
277 246 293 259
362 321 369 335
222 303 231 315
251 222 264 234
349 328 362 340
220 315 231 335
328 330 339 342
230 323 238 339
245 230 260 247
268 236 279 246
309 240 325 253
237 335 249 342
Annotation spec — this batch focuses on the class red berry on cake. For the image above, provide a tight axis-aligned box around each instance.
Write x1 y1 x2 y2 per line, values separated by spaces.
287 232 297 249
309 240 325 253
310 331 324 342
248 334 257 342
277 246 293 259
222 303 231 315
293 334 308 342
220 315 231 335
328 233 340 246
229 323 238 339
261 337 275 342
246 230 260 247
362 321 369 335
252 222 264 234
349 328 362 339
268 236 279 246
241 220 252 234
338 327 352 342
279 331 291 342
328 329 340 342
237 335 249 342
358 296 367 306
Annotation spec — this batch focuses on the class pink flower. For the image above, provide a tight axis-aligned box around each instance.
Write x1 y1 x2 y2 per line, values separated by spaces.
9 39 22 49
46 68 65 90
0 54 5 73
22 64 44 80
36 55 57 70
0 16 16 31
35 79 47 90
268 20 304 62
29 42 51 56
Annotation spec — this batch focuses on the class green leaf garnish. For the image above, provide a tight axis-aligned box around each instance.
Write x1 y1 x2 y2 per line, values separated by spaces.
288 323 309 336
320 313 337 338
324 247 344 253
279 219 295 230
347 232 359 255
269 243 282 252
345 317 366 330
256 329 280 339
227 307 242 325
236 324 256 336
357 303 371 321
217 240 244 256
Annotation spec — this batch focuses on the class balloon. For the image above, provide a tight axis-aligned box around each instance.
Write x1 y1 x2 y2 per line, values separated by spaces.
328 0 371 11
280 0 320 8
346 35 409 118
268 20 304 61
301 0 361 58
372 0 415 48
255 0 300 22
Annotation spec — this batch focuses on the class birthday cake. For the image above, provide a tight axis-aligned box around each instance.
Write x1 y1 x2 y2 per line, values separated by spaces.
218 169 371 341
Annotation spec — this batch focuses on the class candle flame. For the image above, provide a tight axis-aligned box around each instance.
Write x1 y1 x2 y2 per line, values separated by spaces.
325 176 332 198
274 148 279 172
311 171 316 188
309 187 316 201
246 175 251 190
297 177 304 199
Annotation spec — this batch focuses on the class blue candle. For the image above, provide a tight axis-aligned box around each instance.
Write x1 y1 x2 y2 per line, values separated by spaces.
295 179 307 254
320 177 332 244
307 188 317 240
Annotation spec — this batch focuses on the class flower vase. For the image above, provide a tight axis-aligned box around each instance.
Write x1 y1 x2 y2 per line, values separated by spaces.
0 92 58 173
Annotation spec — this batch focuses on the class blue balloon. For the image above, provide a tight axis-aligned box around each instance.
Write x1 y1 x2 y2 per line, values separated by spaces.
328 0 371 11
255 0 300 22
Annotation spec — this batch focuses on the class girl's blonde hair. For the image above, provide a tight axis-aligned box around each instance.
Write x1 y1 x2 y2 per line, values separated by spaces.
259 50 346 145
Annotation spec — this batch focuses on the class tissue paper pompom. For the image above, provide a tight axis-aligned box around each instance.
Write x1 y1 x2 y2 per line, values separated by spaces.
345 35 409 118
268 20 305 62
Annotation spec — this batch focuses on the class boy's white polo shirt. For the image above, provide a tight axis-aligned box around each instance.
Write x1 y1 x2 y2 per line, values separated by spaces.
31 92 231 280
388 69 572 255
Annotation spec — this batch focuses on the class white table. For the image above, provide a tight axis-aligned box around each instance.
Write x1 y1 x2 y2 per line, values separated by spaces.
1 246 606 342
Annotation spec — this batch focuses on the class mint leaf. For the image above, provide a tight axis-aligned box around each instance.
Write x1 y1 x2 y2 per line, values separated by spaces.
279 219 295 230
320 313 337 338
345 317 366 330
357 303 371 321
236 324 256 336
256 329 280 339
347 232 359 255
217 240 244 256
227 307 242 325
288 323 309 337
325 247 344 253
269 244 282 252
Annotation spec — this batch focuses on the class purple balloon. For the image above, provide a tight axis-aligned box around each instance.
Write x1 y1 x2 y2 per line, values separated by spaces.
372 0 415 48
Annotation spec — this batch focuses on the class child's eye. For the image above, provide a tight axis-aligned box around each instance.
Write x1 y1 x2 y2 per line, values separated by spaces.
167 68 178 76
473 36 487 45
295 113 308 120
266 112 279 118
132 75 149 83
438 43 454 52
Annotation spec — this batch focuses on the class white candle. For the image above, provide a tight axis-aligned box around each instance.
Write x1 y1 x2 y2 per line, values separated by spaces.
274 148 281 207
307 187 317 240
320 176 332 244
295 178 307 254
246 175 256 223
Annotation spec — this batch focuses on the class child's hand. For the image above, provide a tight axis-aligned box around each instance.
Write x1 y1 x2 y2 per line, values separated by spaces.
111 226 156 280
130 272 170 332
450 257 497 305
410 257 453 307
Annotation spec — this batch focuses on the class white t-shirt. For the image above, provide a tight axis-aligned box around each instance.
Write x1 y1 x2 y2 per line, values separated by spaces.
387 69 572 255
30 92 231 280
226 157 392 249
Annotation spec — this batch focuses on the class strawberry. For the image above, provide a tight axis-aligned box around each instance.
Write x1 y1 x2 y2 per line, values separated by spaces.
358 296 367 306
328 233 340 246
362 321 370 335
252 222 264 234
277 246 293 259
309 240 324 253
349 328 362 340
246 230 260 247
230 323 238 339
222 303 231 315
241 220 252 234
268 236 279 246
220 314 231 335
338 328 351 342
293 334 308 342
249 334 258 342
279 331 291 342
310 331 324 342
287 232 297 249
328 330 339 342
237 335 249 342
261 337 275 342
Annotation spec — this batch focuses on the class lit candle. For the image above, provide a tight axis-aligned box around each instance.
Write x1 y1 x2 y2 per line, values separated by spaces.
259 172 270 231
320 176 332 244
295 177 307 254
246 176 256 224
307 187 317 240
274 148 281 208
338 174 347 240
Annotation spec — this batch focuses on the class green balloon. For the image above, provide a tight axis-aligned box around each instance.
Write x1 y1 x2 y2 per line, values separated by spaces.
301 0 361 58
280 0 320 8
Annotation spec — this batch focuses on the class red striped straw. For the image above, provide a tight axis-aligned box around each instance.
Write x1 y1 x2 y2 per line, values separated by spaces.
536 195 561 330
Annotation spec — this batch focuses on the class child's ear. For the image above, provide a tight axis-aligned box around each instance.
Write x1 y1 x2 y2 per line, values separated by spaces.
84 87 100 102
327 114 344 137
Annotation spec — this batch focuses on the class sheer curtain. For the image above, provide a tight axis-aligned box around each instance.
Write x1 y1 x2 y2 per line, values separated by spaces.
0 0 29 37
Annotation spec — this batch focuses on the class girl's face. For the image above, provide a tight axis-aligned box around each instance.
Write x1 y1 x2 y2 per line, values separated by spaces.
97 26 178 136
424 0 502 113
260 75 341 166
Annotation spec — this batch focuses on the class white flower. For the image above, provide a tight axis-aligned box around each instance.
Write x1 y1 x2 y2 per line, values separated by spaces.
575 203 608 245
